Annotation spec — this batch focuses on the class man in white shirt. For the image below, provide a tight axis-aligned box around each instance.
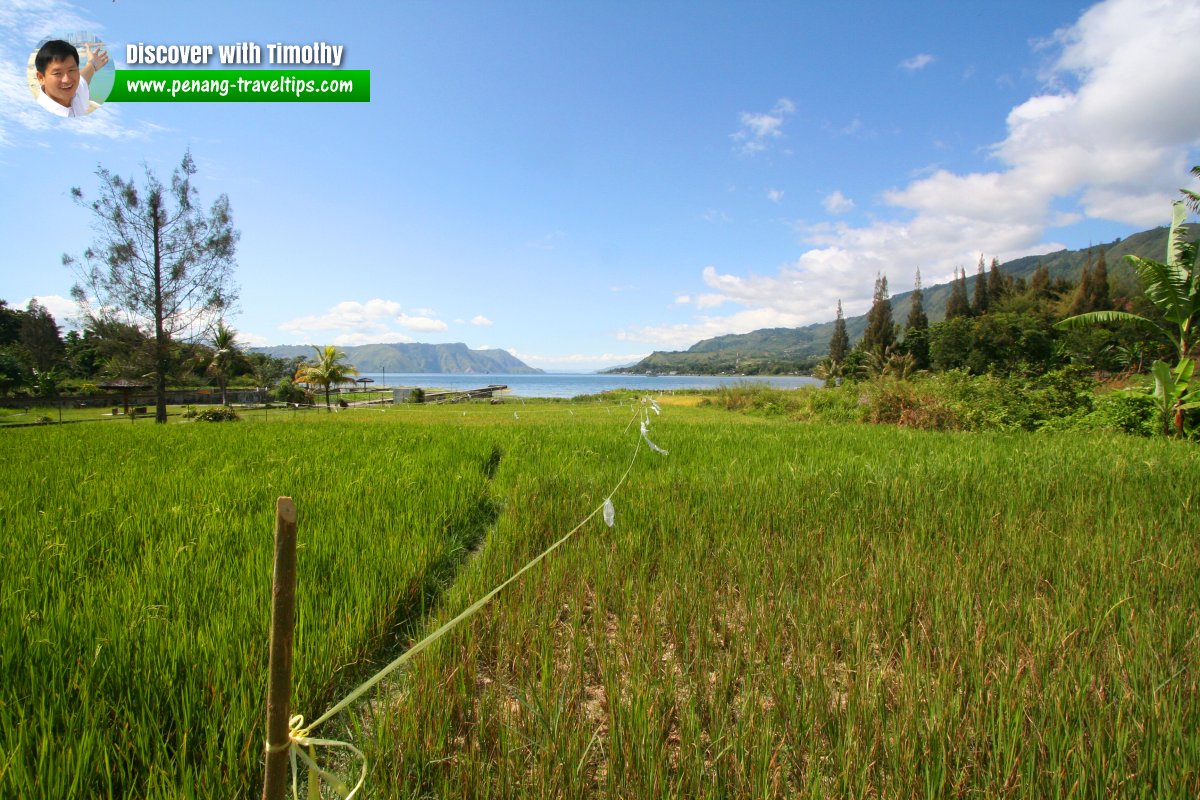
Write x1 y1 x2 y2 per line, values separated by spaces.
35 39 108 118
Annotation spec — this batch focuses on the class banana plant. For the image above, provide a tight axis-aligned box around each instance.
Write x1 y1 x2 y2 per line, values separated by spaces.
1150 358 1198 436
1057 200 1198 362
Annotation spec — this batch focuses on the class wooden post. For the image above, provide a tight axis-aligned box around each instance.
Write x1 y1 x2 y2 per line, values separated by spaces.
262 497 299 800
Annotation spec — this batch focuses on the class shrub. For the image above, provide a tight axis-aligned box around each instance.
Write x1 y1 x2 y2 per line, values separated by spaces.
859 379 961 430
194 406 240 422
273 378 307 404
1078 391 1158 437
410 387 426 404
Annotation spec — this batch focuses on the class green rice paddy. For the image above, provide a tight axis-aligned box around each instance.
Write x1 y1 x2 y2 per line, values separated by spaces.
2 397 1197 797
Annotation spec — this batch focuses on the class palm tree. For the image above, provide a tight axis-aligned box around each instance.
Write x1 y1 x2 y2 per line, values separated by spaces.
294 345 358 412
205 320 245 405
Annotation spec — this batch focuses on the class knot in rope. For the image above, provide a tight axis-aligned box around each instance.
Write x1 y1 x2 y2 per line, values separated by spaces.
264 714 367 799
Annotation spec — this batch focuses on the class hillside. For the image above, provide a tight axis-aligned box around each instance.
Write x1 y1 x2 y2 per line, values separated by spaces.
252 342 543 374
610 225 1196 375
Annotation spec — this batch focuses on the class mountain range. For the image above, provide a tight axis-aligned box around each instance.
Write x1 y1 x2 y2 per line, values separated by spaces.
609 224 1196 375
252 342 542 374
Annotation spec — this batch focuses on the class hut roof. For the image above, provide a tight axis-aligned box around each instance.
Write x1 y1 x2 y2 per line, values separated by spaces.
97 378 151 389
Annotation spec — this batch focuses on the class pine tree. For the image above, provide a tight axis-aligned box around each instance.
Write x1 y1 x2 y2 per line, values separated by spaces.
906 269 928 331
946 268 971 319
1087 249 1111 311
904 269 930 369
828 299 849 363
1070 248 1096 315
860 273 896 353
972 256 990 316
987 257 1007 305
1029 264 1051 298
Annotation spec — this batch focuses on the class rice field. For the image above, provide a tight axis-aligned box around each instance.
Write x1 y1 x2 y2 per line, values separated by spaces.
2 397 1198 797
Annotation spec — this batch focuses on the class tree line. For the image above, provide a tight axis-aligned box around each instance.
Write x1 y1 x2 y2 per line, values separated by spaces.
819 170 1199 436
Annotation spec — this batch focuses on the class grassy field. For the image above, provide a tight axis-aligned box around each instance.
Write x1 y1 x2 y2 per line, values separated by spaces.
2 397 1198 797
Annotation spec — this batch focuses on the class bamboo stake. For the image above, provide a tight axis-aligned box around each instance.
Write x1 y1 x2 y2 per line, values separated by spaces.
262 497 298 800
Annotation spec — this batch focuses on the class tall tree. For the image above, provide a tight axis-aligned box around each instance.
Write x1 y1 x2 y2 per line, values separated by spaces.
860 273 896 353
65 150 239 423
971 256 990 316
20 299 65 373
294 345 358 412
987 257 1008 305
946 268 971 319
1087 249 1112 312
828 299 849 363
0 300 24 346
1029 264 1051 299
904 269 930 369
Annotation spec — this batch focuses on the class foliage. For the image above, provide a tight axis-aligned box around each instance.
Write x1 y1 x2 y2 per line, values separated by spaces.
293 345 358 411
945 267 971 318
0 345 31 396
19 299 64 373
1071 390 1159 437
193 405 241 422
65 150 239 423
902 269 929 369
859 273 895 353
971 257 989 315
410 386 426 403
273 376 309 404
203 320 245 405
1057 202 1198 362
929 312 1055 375
828 300 849 363
1149 358 1198 437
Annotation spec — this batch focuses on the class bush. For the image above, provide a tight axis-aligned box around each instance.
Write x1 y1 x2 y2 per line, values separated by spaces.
859 379 961 430
1077 390 1158 436
410 387 426 404
194 406 240 422
273 378 307 404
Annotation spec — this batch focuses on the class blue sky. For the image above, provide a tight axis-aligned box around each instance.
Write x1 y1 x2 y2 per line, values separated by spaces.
2 0 1198 371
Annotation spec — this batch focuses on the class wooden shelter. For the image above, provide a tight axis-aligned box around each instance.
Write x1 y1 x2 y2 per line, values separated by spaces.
97 378 149 416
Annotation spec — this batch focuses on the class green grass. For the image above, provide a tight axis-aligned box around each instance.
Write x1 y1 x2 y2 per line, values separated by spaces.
2 398 1198 797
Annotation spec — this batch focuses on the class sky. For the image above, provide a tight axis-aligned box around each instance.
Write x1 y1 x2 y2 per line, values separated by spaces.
2 0 1198 371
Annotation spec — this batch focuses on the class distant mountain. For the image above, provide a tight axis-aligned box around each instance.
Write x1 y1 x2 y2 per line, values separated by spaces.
609 224 1197 375
252 342 543 374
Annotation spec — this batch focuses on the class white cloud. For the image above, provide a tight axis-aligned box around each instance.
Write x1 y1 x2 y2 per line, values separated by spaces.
731 97 795 155
822 190 855 214
239 331 270 347
397 313 448 332
470 314 493 326
767 188 784 203
278 298 447 342
900 53 936 72
638 0 1200 350
674 294 692 304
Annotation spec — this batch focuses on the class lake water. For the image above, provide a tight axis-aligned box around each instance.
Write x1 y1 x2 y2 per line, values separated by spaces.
354 373 822 399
